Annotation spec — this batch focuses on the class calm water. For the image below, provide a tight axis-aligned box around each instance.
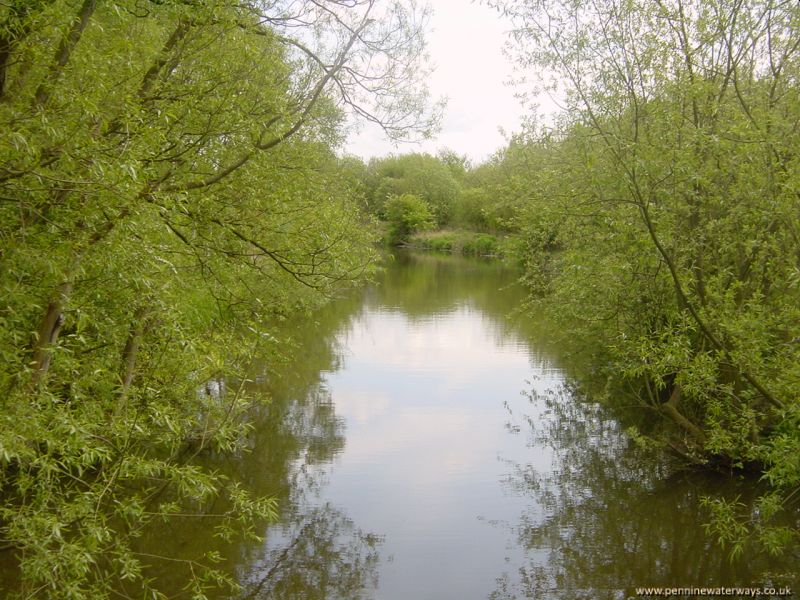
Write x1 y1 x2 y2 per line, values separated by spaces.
140 252 798 599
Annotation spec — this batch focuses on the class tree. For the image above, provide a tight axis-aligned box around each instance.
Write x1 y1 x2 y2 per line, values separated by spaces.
499 0 800 554
0 0 438 596
456 136 555 233
383 193 435 244
366 152 461 225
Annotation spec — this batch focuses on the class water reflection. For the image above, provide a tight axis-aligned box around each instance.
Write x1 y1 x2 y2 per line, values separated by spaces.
298 252 560 600
127 252 798 599
127 290 372 598
492 386 799 600
239 503 382 600
233 380 379 600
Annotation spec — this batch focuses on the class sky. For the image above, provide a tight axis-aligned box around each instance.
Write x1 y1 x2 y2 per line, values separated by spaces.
343 0 527 165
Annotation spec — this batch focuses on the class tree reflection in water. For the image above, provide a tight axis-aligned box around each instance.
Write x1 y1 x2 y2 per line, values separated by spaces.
228 377 383 600
239 502 382 600
124 290 384 598
235 387 383 600
492 385 799 600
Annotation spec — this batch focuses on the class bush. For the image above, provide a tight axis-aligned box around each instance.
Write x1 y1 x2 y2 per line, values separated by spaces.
384 194 435 244
462 234 499 256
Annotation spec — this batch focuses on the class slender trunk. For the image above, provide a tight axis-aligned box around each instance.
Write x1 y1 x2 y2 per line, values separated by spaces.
0 1 57 100
0 28 15 100
115 307 147 416
138 19 192 99
103 19 194 137
27 207 125 391
30 281 73 387
34 0 97 107
637 197 784 411
660 383 706 445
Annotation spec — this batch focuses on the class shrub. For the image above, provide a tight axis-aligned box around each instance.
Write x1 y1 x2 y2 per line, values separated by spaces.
384 194 435 244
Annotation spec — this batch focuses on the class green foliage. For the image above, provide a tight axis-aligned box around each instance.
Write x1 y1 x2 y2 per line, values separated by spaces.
500 0 800 556
361 144 546 235
0 0 435 596
451 137 554 234
383 193 435 245
463 234 502 257
451 187 492 231
408 230 504 257
366 153 461 226
436 148 470 180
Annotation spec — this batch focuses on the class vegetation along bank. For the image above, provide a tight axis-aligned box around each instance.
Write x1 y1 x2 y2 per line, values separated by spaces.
1 0 798 597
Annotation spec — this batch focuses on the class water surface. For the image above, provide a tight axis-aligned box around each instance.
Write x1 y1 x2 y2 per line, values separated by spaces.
142 252 799 599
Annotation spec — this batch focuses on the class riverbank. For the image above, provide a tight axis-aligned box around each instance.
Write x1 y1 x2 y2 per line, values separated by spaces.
399 229 510 258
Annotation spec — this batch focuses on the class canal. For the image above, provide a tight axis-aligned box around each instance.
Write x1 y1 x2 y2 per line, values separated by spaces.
137 252 798 599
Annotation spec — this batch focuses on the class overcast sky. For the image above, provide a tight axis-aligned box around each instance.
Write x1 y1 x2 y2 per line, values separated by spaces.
343 0 525 165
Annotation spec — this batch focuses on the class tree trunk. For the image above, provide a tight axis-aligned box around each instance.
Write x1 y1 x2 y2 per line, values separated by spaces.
30 281 73 388
660 382 706 445
115 307 148 416
0 1 57 100
34 0 97 107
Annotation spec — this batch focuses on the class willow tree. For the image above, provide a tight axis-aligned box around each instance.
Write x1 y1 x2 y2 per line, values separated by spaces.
365 152 461 225
498 0 800 555
0 0 437 596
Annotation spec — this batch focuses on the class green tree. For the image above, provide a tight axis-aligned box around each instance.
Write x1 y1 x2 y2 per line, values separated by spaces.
499 0 800 554
367 153 461 226
455 137 555 234
0 0 438 596
437 148 470 180
383 193 435 244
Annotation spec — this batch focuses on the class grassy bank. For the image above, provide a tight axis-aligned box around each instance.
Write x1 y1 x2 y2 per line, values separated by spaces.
404 229 507 257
